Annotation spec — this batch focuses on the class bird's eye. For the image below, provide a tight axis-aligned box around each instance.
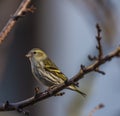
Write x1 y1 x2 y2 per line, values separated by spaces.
33 51 36 54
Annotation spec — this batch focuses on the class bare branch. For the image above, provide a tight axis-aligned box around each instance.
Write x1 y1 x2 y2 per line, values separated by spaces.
96 24 103 59
88 103 104 116
0 0 34 44
88 55 97 61
94 68 106 75
70 46 120 82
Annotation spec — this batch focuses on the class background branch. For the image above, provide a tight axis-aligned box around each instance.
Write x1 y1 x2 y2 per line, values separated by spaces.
0 0 33 44
88 103 104 116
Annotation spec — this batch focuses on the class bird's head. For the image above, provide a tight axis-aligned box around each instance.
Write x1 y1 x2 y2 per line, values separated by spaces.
26 48 47 61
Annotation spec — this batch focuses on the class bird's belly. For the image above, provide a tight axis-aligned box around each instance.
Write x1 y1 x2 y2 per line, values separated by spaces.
38 75 54 87
32 66 55 87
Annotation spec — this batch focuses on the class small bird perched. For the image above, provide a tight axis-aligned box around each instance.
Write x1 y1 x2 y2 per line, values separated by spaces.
26 48 86 97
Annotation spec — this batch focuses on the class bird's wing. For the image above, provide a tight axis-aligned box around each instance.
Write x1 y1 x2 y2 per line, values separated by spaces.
43 58 67 81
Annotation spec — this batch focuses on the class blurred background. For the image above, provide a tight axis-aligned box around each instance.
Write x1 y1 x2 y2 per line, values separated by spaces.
0 0 120 116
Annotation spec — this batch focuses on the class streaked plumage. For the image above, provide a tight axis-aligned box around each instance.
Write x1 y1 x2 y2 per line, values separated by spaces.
26 48 86 97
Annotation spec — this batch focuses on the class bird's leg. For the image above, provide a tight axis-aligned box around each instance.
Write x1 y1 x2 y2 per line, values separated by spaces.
46 85 65 96
44 85 58 95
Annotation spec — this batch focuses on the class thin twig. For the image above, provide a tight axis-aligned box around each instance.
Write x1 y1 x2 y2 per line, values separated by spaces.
96 24 103 59
70 46 120 82
88 103 104 116
94 68 105 75
0 0 33 44
88 55 97 61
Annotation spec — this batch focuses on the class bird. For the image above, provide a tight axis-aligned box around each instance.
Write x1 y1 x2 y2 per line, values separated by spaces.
26 48 86 97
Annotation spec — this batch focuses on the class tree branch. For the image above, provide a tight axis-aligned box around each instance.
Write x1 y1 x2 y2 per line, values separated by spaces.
0 24 120 114
88 103 104 116
0 0 35 44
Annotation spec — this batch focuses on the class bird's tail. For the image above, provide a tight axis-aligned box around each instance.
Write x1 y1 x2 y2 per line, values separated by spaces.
67 85 86 97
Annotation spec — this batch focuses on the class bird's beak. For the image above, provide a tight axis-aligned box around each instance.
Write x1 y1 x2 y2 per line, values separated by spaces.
25 53 31 58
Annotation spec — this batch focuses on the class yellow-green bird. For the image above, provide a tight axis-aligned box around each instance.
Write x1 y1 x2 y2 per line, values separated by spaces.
26 48 86 97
